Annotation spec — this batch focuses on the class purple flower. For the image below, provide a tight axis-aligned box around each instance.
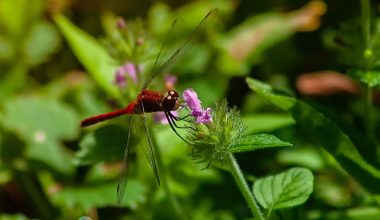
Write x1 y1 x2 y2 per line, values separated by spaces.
183 89 202 111
153 111 178 124
194 107 213 124
114 63 138 88
117 18 126 29
165 75 177 90
183 89 213 124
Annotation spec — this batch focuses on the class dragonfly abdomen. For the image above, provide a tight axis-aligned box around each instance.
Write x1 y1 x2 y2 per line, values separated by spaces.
80 102 136 127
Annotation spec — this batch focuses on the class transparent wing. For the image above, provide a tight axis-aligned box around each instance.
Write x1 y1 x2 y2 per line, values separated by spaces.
116 102 160 205
141 9 216 90
145 19 179 88
137 101 160 185
116 114 134 205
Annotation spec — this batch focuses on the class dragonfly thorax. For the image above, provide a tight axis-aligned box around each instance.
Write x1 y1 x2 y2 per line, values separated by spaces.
162 90 180 111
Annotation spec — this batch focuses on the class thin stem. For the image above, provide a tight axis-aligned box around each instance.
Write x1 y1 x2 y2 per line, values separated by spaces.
266 206 274 219
15 172 56 219
149 126 182 218
226 153 265 220
361 0 375 141
365 87 376 140
361 0 370 50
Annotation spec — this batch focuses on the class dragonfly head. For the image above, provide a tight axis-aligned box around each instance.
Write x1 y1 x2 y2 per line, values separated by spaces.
162 90 180 111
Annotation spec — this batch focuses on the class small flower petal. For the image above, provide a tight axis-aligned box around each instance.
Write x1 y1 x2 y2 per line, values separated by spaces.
114 68 126 87
123 63 137 83
196 108 213 124
191 109 203 117
183 88 213 124
183 89 202 112
117 18 126 29
114 63 139 88
165 75 177 90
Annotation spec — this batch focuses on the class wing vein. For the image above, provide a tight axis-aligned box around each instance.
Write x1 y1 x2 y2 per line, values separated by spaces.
117 114 134 205
142 9 215 90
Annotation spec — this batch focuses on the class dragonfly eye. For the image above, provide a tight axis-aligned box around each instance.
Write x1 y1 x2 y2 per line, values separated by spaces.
163 90 180 111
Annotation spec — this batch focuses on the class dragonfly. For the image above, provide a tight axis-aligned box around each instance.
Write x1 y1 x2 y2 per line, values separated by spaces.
80 10 214 205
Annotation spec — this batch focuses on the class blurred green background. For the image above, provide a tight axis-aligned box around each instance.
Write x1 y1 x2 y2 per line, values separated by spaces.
1 0 380 219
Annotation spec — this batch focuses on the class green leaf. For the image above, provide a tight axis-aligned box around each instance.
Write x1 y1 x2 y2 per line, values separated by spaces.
348 69 380 88
246 78 295 110
309 207 380 220
246 77 380 194
242 114 295 133
0 214 29 220
76 124 127 165
1 97 79 174
0 65 27 103
277 147 325 171
54 14 120 100
23 21 61 66
0 0 45 38
27 140 74 175
0 36 14 62
53 180 146 209
2 97 79 141
253 167 314 210
231 134 292 153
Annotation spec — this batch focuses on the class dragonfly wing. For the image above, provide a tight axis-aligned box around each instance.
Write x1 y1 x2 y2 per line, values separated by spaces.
116 114 134 205
141 9 216 90
137 101 161 185
145 19 179 88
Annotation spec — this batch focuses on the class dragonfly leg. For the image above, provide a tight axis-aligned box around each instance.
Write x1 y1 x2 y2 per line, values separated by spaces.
164 111 191 144
169 110 194 124
168 111 196 131
177 105 193 120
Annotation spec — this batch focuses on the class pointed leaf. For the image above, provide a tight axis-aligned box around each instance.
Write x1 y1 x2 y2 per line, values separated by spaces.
253 167 313 209
54 14 120 99
231 134 292 153
1 97 78 174
242 114 295 133
247 77 380 194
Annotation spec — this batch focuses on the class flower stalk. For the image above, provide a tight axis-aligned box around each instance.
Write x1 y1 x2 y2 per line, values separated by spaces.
360 0 376 141
182 95 264 219
226 153 264 220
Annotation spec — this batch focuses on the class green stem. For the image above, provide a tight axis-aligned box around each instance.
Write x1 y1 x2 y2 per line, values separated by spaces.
361 0 370 49
226 153 265 220
149 127 182 218
266 206 274 219
361 0 375 141
15 172 56 219
365 87 375 140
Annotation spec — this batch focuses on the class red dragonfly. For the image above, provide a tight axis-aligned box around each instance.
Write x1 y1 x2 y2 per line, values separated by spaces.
80 10 214 205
